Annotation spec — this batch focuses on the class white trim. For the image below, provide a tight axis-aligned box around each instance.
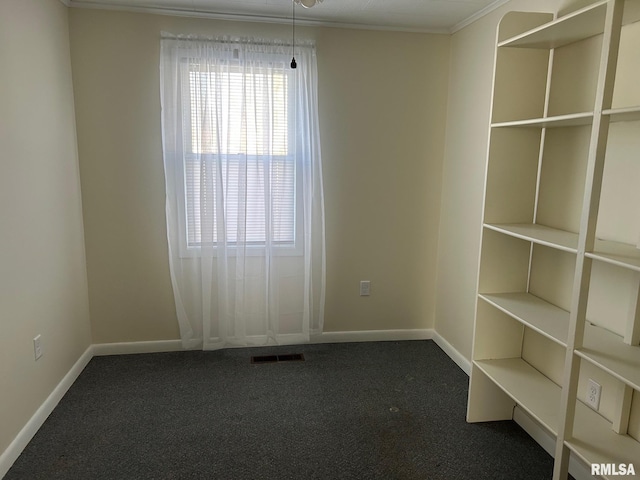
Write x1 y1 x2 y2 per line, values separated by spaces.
432 331 472 375
513 407 595 480
92 339 189 356
450 0 511 33
203 334 310 350
0 346 93 479
313 328 434 344
63 0 518 35
92 331 435 356
66 1 449 34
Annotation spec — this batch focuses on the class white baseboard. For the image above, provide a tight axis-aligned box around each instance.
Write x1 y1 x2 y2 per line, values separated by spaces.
432 331 471 375
513 407 594 480
0 346 93 479
92 330 435 356
92 339 187 356
313 328 434 344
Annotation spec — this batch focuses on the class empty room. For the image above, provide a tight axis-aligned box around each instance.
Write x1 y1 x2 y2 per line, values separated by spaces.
1 0 639 478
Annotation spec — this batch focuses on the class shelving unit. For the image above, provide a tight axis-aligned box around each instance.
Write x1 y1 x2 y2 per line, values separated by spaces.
467 1 640 478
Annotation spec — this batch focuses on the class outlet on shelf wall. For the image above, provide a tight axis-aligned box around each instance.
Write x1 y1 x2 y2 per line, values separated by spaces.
586 379 601 410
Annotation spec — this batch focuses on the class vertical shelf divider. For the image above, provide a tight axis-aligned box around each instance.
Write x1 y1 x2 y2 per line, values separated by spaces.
552 1 624 478
612 383 633 435
625 284 640 345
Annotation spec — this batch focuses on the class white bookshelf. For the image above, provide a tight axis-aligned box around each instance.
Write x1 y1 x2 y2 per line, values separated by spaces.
467 1 640 479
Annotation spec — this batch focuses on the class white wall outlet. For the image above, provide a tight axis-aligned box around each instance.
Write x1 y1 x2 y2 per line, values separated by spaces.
33 335 43 360
586 379 601 410
359 280 371 296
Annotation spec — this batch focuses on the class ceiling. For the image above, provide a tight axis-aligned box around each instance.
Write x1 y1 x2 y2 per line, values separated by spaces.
65 0 509 33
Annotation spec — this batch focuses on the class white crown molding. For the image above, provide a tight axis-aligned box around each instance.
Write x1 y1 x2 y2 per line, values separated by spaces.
64 0 514 35
66 1 450 34
450 0 512 34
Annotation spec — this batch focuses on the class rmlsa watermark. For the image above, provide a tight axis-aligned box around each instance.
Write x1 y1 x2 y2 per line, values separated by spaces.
591 464 636 476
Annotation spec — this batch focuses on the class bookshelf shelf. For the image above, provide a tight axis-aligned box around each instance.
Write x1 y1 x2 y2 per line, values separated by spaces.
474 358 561 435
499 1 608 49
479 293 570 346
484 223 579 253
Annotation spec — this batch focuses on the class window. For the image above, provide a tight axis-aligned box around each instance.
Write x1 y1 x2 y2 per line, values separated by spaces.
177 51 298 252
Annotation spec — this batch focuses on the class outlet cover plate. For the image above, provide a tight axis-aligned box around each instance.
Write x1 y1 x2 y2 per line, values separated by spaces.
586 379 601 410
33 335 42 360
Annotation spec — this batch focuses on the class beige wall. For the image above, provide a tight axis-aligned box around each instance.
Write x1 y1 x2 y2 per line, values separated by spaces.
69 9 450 342
0 0 92 459
434 0 587 361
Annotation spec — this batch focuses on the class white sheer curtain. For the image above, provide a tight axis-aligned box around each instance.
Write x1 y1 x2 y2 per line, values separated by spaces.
160 34 325 350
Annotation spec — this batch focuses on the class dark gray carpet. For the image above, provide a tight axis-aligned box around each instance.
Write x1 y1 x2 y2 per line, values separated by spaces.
7 341 559 479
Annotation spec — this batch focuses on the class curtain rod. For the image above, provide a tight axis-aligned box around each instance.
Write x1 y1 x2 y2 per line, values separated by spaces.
161 33 315 49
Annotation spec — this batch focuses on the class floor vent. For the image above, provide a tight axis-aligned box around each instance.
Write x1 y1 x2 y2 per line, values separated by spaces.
251 353 305 364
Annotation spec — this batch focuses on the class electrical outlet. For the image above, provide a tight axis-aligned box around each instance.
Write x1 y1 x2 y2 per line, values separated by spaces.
33 335 42 360
359 280 371 296
586 379 601 410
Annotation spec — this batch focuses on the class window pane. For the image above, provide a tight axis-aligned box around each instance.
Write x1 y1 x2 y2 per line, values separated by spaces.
185 155 295 246
183 59 295 247
188 67 288 156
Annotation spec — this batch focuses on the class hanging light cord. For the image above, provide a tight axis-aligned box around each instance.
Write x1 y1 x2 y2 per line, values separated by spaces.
291 1 297 69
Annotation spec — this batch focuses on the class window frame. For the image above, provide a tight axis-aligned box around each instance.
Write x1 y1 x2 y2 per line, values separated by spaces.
174 52 303 258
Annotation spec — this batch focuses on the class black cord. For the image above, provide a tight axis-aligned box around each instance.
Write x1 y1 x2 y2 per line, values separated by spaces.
291 1 297 69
